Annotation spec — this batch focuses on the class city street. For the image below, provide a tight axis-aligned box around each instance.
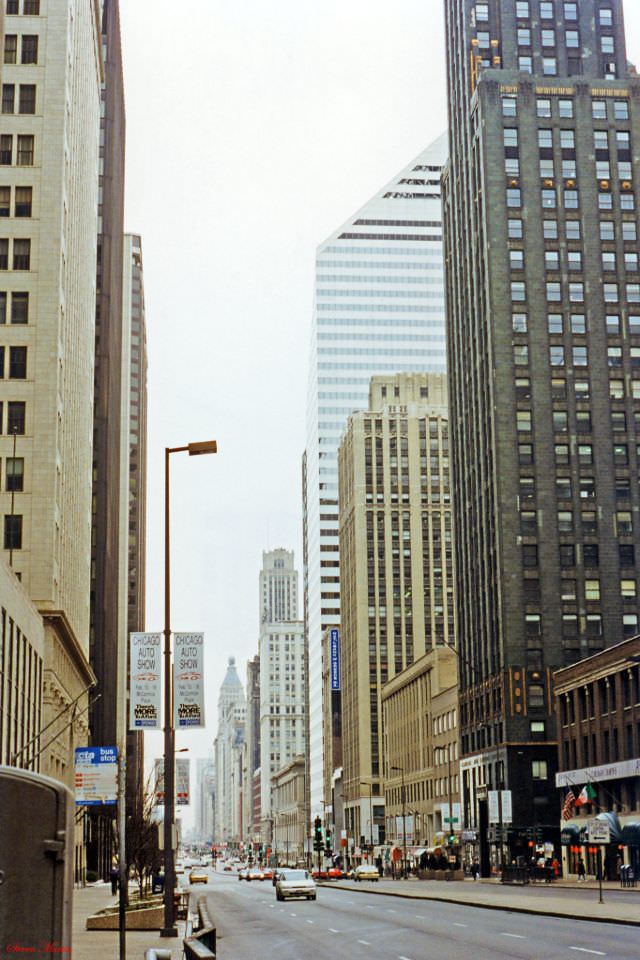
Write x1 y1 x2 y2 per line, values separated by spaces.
198 870 638 960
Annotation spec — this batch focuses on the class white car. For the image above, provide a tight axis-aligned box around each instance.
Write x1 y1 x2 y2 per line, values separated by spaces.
275 869 317 901
354 864 379 881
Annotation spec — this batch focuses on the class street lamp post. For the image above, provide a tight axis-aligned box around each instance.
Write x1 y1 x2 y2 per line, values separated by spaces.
161 439 217 938
391 765 407 880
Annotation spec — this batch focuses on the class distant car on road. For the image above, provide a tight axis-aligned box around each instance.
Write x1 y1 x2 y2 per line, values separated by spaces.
223 863 233 872
189 868 208 885
238 867 248 880
247 868 265 881
275 869 317 901
327 867 344 879
354 864 379 881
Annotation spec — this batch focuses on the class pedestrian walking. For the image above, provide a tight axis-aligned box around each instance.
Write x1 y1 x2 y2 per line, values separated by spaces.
471 858 480 881
577 858 586 882
110 863 118 895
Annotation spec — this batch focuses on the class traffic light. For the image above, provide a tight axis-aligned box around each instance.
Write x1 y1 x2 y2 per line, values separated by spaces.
313 816 324 852
325 829 332 855
448 834 456 845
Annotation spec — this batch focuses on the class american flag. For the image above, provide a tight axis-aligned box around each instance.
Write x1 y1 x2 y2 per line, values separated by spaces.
562 788 576 821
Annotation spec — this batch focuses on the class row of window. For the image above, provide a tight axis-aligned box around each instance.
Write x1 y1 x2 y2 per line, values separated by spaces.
506 184 636 212
0 292 28 324
477 1 582 22
0 239 30 270
511 249 640 273
0 187 32 218
1 83 35 114
521 541 635 570
513 312 640 339
502 95 629 122
509 217 637 244
6 1 40 14
0 346 26 378
512 280 640 304
3 34 38 64
0 134 34 166
509 28 615 57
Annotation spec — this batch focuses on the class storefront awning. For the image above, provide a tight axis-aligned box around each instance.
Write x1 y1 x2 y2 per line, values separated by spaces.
621 822 640 846
561 825 580 846
596 811 622 843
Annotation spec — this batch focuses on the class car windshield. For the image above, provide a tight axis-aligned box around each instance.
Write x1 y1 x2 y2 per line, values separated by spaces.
281 870 308 880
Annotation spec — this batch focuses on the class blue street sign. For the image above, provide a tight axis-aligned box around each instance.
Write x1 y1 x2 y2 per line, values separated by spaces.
74 746 118 805
330 629 340 690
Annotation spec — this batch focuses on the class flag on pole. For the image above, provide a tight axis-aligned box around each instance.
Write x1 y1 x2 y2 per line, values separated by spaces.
574 783 597 807
562 788 576 821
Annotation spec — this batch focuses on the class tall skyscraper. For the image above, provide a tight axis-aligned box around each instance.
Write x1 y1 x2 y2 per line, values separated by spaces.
243 653 261 838
259 547 298 623
443 0 640 862
338 373 453 844
0 0 101 796
257 550 306 834
87 0 128 879
123 233 148 819
304 135 448 813
214 657 246 843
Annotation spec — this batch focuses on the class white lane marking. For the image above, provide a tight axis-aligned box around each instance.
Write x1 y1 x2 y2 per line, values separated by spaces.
501 933 526 939
399 956 414 960
329 928 340 933
358 941 371 946
570 950 606 957
387 908 397 913
290 912 297 917
306 920 314 924
365 904 374 909
453 923 467 928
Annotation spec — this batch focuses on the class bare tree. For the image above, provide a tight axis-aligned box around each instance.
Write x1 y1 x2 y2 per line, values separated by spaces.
126 772 162 901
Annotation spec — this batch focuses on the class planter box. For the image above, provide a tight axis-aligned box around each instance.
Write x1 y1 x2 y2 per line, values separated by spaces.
86 906 164 931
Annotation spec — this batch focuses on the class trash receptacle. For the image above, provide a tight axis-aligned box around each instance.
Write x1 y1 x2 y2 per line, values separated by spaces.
152 874 165 894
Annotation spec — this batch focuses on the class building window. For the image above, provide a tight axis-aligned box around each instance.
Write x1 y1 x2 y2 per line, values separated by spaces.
0 136 12 166
21 35 37 63
9 346 26 379
583 544 600 567
18 84 35 114
537 98 551 118
507 187 522 207
14 187 32 217
23 0 41 13
12 239 30 270
7 401 25 435
511 281 526 301
5 457 23 492
0 188 10 218
543 219 558 239
550 345 565 365
559 544 575 567
5 0 18 13
4 514 22 550
512 312 528 332
4 35 17 64
502 95 517 117
16 135 34 166
2 85 15 114
10 292 28 324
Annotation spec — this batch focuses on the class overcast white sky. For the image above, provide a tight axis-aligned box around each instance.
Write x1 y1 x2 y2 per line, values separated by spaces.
118 0 640 825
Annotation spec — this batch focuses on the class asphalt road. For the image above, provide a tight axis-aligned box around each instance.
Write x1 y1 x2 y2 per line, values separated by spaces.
183 868 638 960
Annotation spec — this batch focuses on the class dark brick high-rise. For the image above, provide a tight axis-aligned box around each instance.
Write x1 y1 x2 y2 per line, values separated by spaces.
443 0 640 869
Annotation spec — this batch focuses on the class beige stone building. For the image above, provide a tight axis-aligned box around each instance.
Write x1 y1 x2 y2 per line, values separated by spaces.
272 755 306 866
0 554 44 768
338 372 455 847
0 0 102 803
382 647 459 851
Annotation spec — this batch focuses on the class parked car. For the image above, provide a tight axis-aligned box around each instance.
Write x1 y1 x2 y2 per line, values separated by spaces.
311 868 328 880
354 864 379 882
327 867 344 879
261 868 274 880
275 869 317 901
189 868 208 885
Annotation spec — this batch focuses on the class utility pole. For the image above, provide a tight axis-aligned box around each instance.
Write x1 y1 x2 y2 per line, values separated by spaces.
118 748 127 960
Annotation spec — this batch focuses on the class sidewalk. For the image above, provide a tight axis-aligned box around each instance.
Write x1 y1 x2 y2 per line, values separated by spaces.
322 875 640 926
72 883 186 960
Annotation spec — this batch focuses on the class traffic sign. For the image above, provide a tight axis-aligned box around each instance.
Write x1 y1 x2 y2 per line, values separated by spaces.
74 746 118 805
444 817 459 824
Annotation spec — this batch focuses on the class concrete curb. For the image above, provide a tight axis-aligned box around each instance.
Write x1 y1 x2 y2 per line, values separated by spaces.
320 881 640 927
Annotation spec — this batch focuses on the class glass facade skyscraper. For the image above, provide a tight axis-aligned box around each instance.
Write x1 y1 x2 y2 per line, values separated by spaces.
303 134 448 814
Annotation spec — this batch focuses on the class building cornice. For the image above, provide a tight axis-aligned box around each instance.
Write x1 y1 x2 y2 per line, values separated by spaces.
42 610 97 689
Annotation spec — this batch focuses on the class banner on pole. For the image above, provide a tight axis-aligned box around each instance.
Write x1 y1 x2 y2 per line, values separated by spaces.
501 790 513 824
129 632 162 729
154 757 190 806
488 790 500 824
330 629 341 690
173 632 205 728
